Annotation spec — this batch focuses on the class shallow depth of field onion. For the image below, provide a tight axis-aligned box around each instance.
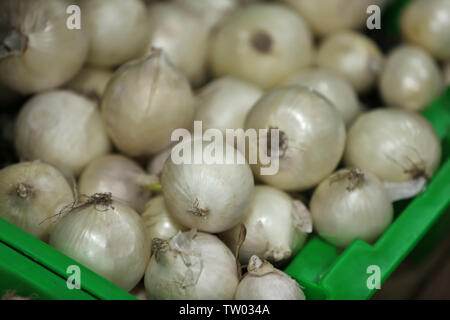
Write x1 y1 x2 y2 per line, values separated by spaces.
209 3 313 89
145 230 239 299
79 0 149 67
220 186 311 264
344 109 441 183
145 2 210 86
0 0 88 94
234 255 305 300
283 68 361 126
175 0 238 29
0 161 74 242
49 193 150 292
244 86 346 191
161 140 254 233
316 31 384 93
101 49 195 157
401 0 450 61
194 77 263 132
66 67 113 102
310 168 394 248
379 46 443 112
280 0 389 37
14 90 110 176
141 195 187 246
78 154 158 213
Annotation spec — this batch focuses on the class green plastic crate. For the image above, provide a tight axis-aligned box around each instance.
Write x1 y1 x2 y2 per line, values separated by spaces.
1 0 449 300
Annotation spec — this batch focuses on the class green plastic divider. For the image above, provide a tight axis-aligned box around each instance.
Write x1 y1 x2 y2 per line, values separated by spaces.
0 242 94 300
0 219 136 300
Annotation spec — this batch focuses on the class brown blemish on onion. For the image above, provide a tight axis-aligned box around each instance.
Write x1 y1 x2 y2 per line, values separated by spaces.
251 30 273 54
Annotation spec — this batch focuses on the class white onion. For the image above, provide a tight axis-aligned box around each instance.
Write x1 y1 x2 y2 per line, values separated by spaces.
174 0 238 29
141 195 187 245
379 46 443 112
0 161 74 242
79 0 149 68
220 185 311 264
244 86 346 191
14 90 111 176
316 31 384 93
209 3 313 89
144 230 239 299
344 109 442 183
283 68 361 126
234 255 305 300
0 0 88 94
66 67 113 102
280 0 389 37
194 77 263 132
78 154 158 213
101 49 195 157
144 3 210 86
49 193 150 292
311 168 394 248
401 0 450 61
161 140 254 233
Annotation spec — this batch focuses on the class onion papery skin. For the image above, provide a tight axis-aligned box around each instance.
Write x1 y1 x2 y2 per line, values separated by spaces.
78 154 153 213
244 86 346 191
141 195 187 247
0 0 88 94
310 168 394 248
161 140 254 233
49 198 150 292
209 3 313 89
14 90 111 176
401 0 450 61
101 49 195 157
283 68 360 126
0 161 74 242
79 0 149 68
344 109 441 183
220 185 309 264
316 31 384 93
144 231 239 300
280 0 390 37
194 77 263 133
234 255 305 300
379 46 443 112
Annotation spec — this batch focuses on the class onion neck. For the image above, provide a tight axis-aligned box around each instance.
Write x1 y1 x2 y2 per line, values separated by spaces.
188 198 209 217
151 238 169 260
0 28 28 60
330 168 365 191
16 183 33 199
247 255 276 277
267 126 288 159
